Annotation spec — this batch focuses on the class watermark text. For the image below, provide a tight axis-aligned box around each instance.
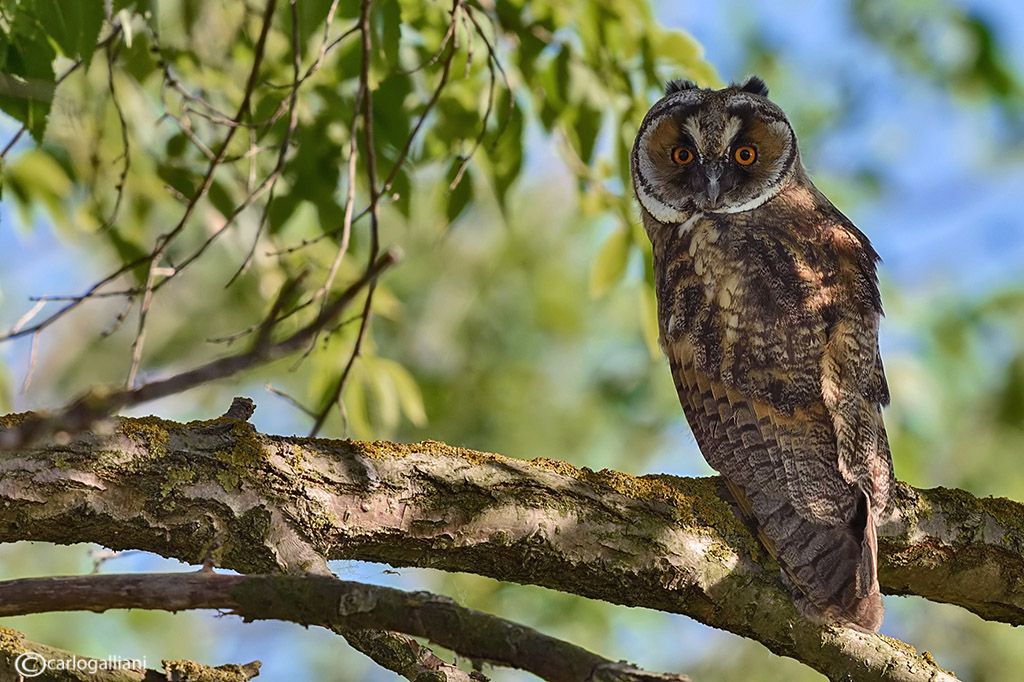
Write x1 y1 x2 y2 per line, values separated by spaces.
14 651 147 678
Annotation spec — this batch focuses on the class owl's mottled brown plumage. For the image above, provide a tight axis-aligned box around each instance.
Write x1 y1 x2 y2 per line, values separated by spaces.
630 77 894 631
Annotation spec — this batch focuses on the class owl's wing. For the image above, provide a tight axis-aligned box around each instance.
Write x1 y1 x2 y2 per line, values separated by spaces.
816 208 896 515
818 308 894 621
668 345 884 631
821 307 894 516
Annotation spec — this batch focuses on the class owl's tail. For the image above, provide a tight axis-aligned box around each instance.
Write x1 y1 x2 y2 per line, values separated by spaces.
728 480 883 632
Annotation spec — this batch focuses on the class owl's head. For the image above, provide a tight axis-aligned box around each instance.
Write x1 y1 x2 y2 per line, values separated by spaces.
631 76 800 223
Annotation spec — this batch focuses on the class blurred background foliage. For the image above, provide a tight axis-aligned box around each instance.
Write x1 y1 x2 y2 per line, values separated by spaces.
0 0 1022 680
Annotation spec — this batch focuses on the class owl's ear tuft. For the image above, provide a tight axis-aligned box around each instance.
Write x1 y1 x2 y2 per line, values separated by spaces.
665 79 699 95
734 75 769 97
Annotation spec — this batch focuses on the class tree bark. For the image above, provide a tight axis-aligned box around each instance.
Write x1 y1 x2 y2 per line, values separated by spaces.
0 572 691 682
0 413 1000 681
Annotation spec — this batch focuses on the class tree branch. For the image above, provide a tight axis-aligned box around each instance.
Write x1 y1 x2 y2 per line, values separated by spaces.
0 416 994 680
0 572 688 682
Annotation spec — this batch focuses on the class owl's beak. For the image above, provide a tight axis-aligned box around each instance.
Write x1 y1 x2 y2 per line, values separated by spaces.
703 164 724 208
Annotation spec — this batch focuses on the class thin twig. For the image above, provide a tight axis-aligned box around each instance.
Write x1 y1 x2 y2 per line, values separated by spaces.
265 383 317 418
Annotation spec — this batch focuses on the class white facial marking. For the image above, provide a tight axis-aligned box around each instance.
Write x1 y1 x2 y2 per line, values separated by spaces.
722 116 742 150
707 192 774 214
682 116 703 151
636 180 690 223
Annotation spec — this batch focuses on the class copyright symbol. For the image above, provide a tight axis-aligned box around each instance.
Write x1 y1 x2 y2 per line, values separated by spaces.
14 651 45 677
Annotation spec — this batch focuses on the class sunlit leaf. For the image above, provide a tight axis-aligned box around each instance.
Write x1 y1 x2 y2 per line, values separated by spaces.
341 366 373 439
368 356 403 432
378 357 427 426
4 148 71 224
29 0 104 63
0 7 56 142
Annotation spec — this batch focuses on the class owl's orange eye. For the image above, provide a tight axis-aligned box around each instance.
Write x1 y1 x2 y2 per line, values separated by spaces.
734 145 757 165
672 147 695 165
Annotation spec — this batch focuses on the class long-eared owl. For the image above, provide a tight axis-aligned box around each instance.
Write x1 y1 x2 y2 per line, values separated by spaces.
630 76 894 631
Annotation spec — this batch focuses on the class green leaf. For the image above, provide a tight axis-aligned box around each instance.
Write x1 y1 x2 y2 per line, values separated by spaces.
29 0 105 64
296 0 341 47
364 356 401 433
165 132 188 158
120 29 157 82
107 229 150 282
208 180 236 219
379 0 401 65
0 361 10 412
378 357 427 427
575 100 602 164
0 23 8 72
653 28 703 71
537 47 570 130
4 148 71 224
341 366 373 439
267 192 300 235
0 356 10 409
370 0 401 87
374 73 413 156
1 8 57 143
490 92 523 206
445 160 472 224
997 355 1024 427
518 28 547 82
156 163 197 198
589 226 631 297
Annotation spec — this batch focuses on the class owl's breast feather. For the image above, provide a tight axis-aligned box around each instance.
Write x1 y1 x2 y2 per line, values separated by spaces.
655 214 830 413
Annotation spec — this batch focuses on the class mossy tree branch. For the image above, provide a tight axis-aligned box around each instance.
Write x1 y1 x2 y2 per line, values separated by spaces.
1 413 1009 681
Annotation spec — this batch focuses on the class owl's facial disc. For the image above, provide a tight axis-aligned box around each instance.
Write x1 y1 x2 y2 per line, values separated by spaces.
631 90 705 224
632 81 799 223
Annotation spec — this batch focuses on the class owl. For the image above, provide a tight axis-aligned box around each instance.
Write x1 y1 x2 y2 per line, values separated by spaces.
630 76 894 632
